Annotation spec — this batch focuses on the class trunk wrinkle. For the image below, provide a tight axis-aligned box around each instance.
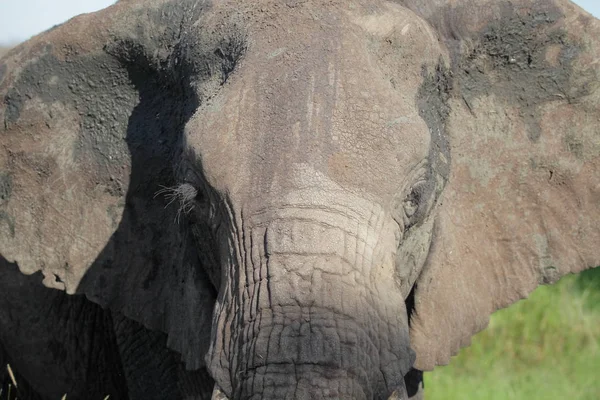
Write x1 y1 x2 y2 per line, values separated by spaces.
206 206 410 400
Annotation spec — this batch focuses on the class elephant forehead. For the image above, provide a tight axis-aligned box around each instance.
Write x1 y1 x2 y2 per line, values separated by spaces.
186 0 440 204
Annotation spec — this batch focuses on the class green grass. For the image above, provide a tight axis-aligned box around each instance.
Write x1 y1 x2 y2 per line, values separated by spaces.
426 267 600 400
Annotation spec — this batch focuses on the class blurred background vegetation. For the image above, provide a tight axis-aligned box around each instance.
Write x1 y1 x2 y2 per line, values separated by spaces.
426 267 600 400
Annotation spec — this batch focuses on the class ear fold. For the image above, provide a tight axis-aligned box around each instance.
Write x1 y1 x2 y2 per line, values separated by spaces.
0 0 217 369
407 0 600 370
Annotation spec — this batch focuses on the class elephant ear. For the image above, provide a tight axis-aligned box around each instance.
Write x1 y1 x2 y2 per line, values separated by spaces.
405 0 600 370
0 0 226 369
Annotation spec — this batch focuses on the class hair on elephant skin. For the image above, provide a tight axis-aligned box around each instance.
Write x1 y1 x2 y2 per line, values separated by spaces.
0 0 598 399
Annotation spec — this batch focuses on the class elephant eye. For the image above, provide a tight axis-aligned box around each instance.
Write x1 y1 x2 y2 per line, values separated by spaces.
193 187 212 216
181 165 202 186
194 188 206 203
404 193 419 218
402 180 430 229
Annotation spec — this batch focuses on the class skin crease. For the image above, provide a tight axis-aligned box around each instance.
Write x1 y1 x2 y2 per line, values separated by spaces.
1 0 599 399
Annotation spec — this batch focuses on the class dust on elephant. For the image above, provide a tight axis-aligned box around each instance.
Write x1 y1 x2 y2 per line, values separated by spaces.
0 0 599 399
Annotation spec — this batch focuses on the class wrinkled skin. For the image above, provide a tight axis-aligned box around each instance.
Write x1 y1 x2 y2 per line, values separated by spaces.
0 0 599 399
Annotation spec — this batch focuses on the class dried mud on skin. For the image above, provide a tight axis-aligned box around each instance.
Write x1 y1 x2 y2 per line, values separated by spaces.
451 5 593 142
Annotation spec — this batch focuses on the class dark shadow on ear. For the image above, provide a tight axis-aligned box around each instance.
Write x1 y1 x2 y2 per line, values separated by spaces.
76 5 222 370
1 254 215 400
0 255 129 399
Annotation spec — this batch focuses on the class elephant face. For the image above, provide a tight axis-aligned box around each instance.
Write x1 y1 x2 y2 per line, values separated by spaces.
179 3 445 396
0 0 599 399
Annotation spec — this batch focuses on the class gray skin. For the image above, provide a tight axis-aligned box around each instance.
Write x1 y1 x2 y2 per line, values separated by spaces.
1 0 599 399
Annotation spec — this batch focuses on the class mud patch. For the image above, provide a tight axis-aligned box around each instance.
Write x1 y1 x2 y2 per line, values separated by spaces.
0 173 12 203
3 48 136 184
416 60 452 202
3 0 245 197
454 4 594 141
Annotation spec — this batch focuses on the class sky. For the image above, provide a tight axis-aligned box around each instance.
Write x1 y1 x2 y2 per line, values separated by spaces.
0 0 599 45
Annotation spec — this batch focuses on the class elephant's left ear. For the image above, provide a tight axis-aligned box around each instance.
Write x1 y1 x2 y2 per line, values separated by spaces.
408 0 600 370
0 0 218 369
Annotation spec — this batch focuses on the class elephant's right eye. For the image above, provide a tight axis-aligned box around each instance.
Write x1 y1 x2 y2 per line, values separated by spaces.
403 181 426 227
400 172 437 232
403 184 423 219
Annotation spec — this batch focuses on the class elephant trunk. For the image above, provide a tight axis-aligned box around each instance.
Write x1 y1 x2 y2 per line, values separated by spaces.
206 213 414 399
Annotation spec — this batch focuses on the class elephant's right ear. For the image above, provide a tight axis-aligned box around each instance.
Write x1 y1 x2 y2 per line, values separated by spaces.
0 1 132 292
406 0 600 370
0 0 220 369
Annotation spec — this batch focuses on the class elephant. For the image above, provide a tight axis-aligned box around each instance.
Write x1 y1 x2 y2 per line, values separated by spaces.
0 0 599 398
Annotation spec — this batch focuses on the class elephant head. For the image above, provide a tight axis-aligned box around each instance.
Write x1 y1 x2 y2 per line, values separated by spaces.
0 0 598 398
